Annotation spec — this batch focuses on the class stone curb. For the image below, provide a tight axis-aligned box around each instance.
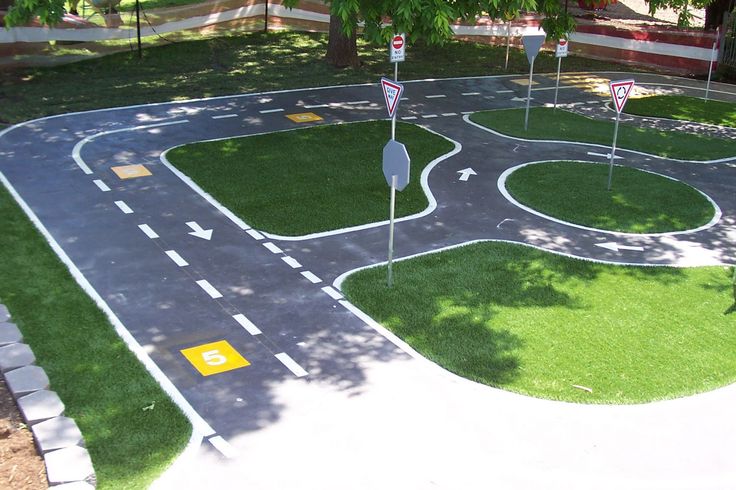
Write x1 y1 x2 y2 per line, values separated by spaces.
0 306 97 487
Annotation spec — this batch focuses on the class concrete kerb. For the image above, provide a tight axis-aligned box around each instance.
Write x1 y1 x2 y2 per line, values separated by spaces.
0 304 97 487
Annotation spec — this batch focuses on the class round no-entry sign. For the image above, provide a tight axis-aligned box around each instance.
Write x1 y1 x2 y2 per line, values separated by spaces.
392 35 404 49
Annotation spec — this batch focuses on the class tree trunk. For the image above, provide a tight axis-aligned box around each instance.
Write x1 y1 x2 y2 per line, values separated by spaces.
704 0 731 30
326 14 360 68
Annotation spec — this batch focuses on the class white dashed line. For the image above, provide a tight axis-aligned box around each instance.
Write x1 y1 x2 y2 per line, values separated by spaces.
401 116 418 120
282 256 302 269
138 224 159 239
587 100 602 104
263 242 283 254
497 89 514 93
321 286 343 300
208 436 237 459
441 113 458 117
233 313 262 335
259 108 284 114
93 179 110 192
400 97 409 101
301 271 322 284
425 94 446 99
461 92 481 96
196 280 222 299
246 229 265 240
165 250 189 267
461 111 474 115
422 114 438 119
114 201 133 214
303 104 329 109
346 100 370 105
275 352 309 378
212 114 238 119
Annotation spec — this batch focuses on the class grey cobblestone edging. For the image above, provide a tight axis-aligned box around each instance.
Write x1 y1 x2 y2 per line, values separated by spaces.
0 305 96 488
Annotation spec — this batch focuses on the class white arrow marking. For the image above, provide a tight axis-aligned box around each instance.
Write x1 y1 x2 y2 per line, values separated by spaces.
186 221 213 240
587 152 623 160
595 242 644 252
511 96 532 102
457 168 477 182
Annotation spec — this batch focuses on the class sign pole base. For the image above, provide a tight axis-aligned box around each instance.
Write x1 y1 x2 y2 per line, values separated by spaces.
387 175 397 288
607 112 620 191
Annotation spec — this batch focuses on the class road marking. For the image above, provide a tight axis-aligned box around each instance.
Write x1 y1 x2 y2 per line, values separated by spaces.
346 100 370 105
233 313 262 335
286 112 323 123
595 242 645 252
275 352 308 378
587 100 601 104
302 104 329 109
196 279 222 299
282 256 302 269
181 340 249 376
259 108 284 114
301 271 322 284
208 436 237 459
138 224 159 239
497 218 515 228
112 164 152 180
422 114 438 119
400 97 409 101
165 250 189 267
186 221 213 240
212 114 238 119
587 151 623 160
246 229 265 240
425 94 446 99
461 111 473 115
442 112 458 117
114 201 133 214
461 92 481 96
263 242 283 254
321 286 343 300
401 116 418 120
497 89 514 93
457 167 477 181
93 179 110 192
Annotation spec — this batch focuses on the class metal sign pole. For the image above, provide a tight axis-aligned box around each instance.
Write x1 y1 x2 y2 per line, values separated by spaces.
524 56 535 130
607 111 621 191
505 21 511 70
387 174 397 287
553 56 562 110
705 33 717 102
135 0 142 59
392 62 398 140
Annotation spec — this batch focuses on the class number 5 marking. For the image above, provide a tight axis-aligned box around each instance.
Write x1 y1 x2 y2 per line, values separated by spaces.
202 349 227 366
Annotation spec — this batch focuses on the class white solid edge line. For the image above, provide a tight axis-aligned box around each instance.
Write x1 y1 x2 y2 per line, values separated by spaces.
497 160 722 238
300 270 322 284
165 250 189 267
196 279 223 299
275 352 309 377
208 435 237 459
93 179 110 192
114 200 134 214
138 224 160 239
282 256 302 269
462 114 736 165
233 313 262 335
263 242 283 254
0 171 214 438
321 286 343 300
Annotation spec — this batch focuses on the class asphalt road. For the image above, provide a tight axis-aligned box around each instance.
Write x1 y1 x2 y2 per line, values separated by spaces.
1 71 735 489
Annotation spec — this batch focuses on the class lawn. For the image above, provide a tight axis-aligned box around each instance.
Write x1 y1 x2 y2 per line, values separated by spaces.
0 184 191 488
166 120 455 235
469 107 736 161
342 241 736 404
0 31 631 124
505 161 714 233
625 95 736 128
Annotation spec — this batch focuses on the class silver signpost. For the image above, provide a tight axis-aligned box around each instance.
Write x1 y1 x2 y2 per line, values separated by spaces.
705 27 719 102
607 79 635 191
553 39 568 110
521 34 545 131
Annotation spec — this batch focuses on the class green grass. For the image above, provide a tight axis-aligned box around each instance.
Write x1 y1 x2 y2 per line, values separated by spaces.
166 120 454 235
0 185 191 488
342 242 736 404
625 95 736 128
469 107 736 161
505 161 714 233
0 31 631 124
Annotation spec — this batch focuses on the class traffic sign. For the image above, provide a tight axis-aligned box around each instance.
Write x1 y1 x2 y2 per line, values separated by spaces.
390 33 406 62
382 140 410 191
555 39 568 58
522 34 545 64
609 79 635 113
381 78 404 118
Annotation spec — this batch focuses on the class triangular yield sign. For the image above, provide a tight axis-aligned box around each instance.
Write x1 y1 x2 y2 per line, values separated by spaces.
381 78 404 118
609 79 635 113
522 34 546 64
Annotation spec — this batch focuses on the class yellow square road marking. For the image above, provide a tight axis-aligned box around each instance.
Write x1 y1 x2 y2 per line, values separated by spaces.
286 112 323 123
180 340 250 376
111 164 152 180
510 78 539 86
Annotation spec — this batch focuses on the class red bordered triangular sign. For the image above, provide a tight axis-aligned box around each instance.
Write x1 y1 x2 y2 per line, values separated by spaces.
609 79 635 113
381 78 404 118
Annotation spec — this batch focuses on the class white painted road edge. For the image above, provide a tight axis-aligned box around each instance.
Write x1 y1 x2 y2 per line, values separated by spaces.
0 171 214 441
497 160 723 238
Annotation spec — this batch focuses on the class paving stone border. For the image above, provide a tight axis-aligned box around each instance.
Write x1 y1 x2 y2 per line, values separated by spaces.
0 305 97 487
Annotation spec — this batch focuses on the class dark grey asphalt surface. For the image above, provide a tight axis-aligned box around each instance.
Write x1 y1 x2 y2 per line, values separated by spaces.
1 71 734 448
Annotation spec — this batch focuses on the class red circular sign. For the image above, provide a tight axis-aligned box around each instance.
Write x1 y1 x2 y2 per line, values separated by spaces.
559 39 568 46
392 35 404 50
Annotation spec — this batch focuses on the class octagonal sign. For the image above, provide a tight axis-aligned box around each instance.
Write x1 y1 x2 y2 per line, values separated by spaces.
382 140 411 191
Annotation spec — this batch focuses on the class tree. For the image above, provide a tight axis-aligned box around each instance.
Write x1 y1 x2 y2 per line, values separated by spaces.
645 0 720 27
4 0 65 27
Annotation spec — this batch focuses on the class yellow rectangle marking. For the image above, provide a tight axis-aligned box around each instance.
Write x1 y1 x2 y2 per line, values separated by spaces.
180 340 250 376
286 112 323 123
111 164 153 179
510 78 539 86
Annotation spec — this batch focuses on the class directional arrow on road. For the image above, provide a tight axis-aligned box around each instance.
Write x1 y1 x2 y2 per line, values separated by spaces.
186 221 213 240
457 168 477 182
511 97 531 102
587 151 623 160
595 242 644 252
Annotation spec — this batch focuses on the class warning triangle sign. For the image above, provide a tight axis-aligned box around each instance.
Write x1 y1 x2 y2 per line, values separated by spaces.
609 79 635 113
381 78 404 118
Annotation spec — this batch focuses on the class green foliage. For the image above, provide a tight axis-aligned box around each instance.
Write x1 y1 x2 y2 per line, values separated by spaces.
645 0 713 27
4 0 65 27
